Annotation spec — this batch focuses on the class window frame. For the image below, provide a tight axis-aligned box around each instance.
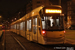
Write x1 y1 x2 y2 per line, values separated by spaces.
20 22 24 30
26 18 32 32
33 15 38 34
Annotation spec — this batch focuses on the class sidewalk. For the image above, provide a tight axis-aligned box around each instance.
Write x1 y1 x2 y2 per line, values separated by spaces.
65 30 75 45
65 38 75 45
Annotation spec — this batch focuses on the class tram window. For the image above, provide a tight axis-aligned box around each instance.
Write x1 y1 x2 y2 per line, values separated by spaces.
17 24 19 30
11 26 12 29
56 19 59 27
12 25 13 29
27 21 28 31
42 17 45 29
12 25 14 29
42 16 64 31
33 18 37 34
13 26 14 29
42 21 45 29
27 19 32 31
14 24 16 29
11 25 13 29
13 25 14 29
23 22 25 31
20 22 23 30
50 19 54 27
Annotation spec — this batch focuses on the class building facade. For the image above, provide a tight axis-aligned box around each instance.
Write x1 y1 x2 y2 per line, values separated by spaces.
67 0 75 29
26 0 52 13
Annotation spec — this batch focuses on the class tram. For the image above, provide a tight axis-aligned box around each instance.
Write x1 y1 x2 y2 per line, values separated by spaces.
11 5 65 45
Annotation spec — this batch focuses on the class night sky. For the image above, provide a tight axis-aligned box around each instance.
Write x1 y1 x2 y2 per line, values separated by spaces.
0 0 67 23
0 0 30 22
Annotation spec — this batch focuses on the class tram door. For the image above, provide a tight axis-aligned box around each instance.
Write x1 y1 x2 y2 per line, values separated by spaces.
33 17 38 42
26 19 32 40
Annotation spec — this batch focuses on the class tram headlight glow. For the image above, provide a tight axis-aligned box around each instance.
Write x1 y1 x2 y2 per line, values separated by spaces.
45 9 62 13
64 31 66 33
42 30 46 34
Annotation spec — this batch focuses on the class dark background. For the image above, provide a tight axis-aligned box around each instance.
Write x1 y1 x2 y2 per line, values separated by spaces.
0 0 68 24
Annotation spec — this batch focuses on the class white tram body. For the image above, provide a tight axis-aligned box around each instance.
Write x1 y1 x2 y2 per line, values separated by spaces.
10 5 65 45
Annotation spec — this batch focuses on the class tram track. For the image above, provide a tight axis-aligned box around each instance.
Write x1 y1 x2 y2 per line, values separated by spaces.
11 33 53 50
10 32 75 50
5 31 27 50
12 33 46 50
11 34 27 50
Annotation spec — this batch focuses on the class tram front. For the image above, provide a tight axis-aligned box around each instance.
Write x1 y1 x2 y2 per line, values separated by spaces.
39 6 65 44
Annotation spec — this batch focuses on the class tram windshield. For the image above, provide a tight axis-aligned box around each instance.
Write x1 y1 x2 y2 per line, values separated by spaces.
42 16 64 31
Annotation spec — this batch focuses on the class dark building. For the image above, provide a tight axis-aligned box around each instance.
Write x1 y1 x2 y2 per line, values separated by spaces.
67 0 75 29
0 11 3 24
26 0 51 14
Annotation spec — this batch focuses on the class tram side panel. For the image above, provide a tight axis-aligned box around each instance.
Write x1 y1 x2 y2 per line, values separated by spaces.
26 15 40 42
26 15 46 44
37 28 46 44
37 16 46 44
38 16 65 44
32 15 45 44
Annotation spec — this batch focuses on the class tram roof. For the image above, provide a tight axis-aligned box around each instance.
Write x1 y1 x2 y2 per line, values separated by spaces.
11 5 44 25
11 5 61 25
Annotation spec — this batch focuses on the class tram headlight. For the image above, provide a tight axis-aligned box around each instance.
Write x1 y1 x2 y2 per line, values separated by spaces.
42 30 46 35
42 30 47 37
64 31 66 33
42 30 46 34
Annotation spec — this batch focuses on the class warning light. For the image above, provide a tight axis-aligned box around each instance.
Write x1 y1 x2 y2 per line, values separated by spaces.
64 31 66 33
42 30 46 34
